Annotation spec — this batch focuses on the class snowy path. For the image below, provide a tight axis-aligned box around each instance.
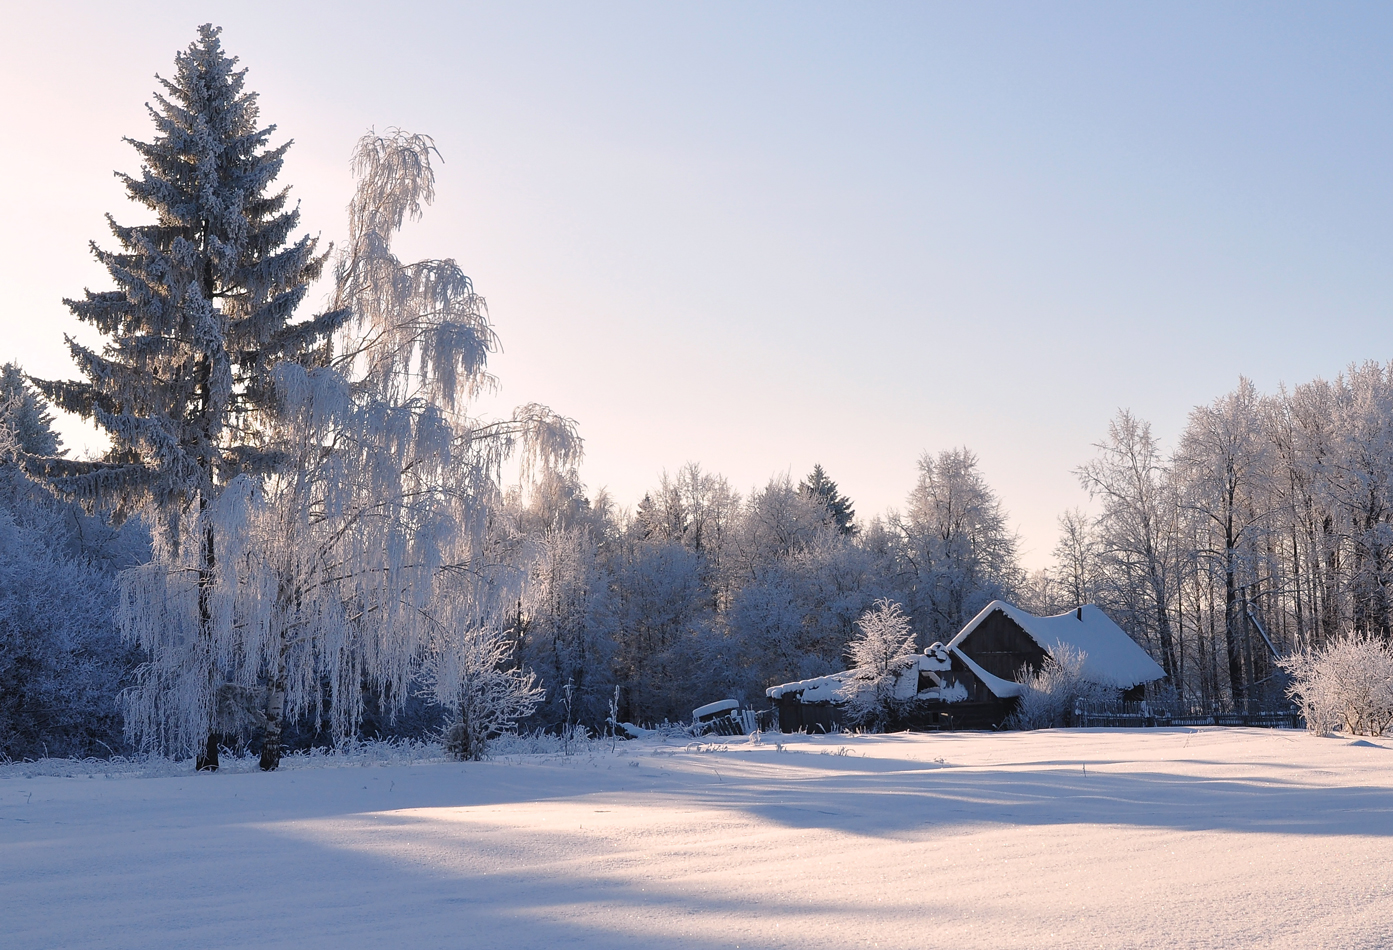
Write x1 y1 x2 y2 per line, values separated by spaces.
3 729 1391 949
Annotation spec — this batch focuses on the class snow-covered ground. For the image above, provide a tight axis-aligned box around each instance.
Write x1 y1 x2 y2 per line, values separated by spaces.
3 728 1391 949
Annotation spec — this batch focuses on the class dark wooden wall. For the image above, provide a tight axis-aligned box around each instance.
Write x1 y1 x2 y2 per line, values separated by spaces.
774 697 843 733
957 609 1048 681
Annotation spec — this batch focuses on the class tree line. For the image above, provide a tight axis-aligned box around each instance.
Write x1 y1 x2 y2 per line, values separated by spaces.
1045 370 1393 713
3 26 1391 764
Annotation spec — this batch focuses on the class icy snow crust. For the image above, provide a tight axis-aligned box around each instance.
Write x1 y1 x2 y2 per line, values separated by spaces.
3 729 1391 950
950 601 1167 690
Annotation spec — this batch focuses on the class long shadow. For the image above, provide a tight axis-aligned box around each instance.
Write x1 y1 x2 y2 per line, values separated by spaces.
7 742 1392 949
4 774 970 950
689 765 1393 838
5 735 1390 842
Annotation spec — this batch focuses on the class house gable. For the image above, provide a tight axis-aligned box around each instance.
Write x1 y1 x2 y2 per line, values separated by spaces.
955 608 1049 682
948 600 1167 690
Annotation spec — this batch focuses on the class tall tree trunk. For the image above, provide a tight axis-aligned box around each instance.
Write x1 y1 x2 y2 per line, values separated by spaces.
1321 514 1340 644
1240 598 1258 712
193 353 220 773
1291 524 1306 650
1153 587 1178 689
197 734 219 772
195 516 219 772
1224 555 1245 711
1371 530 1390 640
259 673 287 771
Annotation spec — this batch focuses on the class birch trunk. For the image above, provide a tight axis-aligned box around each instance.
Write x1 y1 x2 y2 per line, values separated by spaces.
259 674 287 771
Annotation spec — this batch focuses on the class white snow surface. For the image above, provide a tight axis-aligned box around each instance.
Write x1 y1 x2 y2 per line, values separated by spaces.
950 601 1167 689
4 729 1392 949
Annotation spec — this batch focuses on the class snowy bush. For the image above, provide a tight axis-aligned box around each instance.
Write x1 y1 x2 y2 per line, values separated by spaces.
1280 634 1393 737
0 510 131 759
1009 645 1117 730
433 624 545 761
840 600 918 730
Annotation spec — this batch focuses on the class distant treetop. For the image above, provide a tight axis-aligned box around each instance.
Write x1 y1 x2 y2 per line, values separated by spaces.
799 463 856 535
0 364 62 458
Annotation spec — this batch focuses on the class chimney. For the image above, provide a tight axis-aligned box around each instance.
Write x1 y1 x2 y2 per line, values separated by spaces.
1076 606 1083 621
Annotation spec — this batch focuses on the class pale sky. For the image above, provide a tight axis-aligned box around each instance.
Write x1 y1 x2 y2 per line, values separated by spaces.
4 2 1393 568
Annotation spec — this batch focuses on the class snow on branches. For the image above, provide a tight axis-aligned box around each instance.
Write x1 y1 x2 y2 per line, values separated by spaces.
840 599 918 729
120 120 579 768
1009 644 1116 730
1280 634 1393 736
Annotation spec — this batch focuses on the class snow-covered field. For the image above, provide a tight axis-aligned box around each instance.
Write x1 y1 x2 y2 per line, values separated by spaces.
3 728 1391 949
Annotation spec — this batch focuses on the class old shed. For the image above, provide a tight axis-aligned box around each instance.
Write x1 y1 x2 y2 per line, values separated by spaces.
766 600 1167 731
949 601 1167 702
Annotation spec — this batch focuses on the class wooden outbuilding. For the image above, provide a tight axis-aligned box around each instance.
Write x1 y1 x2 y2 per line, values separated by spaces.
767 600 1167 732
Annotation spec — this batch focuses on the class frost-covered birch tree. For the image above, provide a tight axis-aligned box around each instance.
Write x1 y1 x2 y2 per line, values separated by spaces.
117 127 578 769
1078 411 1182 689
1174 381 1273 708
895 448 1020 641
840 599 918 729
30 26 345 770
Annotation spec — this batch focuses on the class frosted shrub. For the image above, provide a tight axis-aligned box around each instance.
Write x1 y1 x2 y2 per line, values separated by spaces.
840 600 918 730
0 511 130 759
1010 645 1116 729
1280 634 1393 737
434 624 544 761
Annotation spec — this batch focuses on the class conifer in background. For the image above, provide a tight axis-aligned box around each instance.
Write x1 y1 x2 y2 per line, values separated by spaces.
1 364 62 457
799 463 856 535
31 25 345 769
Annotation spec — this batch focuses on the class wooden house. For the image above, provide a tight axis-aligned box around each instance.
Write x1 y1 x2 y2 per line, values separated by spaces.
767 600 1167 732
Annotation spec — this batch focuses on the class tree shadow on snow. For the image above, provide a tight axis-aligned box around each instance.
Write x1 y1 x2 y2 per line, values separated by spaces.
694 762 1393 838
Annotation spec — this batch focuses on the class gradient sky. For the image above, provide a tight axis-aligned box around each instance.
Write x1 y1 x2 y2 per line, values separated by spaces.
4 2 1393 567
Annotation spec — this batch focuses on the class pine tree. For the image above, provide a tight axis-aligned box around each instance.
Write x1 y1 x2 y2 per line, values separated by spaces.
31 25 345 769
798 463 856 535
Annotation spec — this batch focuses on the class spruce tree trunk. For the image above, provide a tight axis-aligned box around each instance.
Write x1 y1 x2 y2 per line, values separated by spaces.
196 733 220 772
195 501 219 772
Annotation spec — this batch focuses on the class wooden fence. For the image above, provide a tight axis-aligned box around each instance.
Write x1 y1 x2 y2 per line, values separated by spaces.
1074 704 1303 730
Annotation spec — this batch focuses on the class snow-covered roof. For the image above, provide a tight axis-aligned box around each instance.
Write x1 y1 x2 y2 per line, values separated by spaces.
766 671 852 703
766 654 932 703
692 699 740 720
947 600 1166 690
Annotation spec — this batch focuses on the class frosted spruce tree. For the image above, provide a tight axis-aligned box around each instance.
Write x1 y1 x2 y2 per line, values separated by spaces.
115 129 578 769
799 464 856 535
31 25 345 769
1 364 61 457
